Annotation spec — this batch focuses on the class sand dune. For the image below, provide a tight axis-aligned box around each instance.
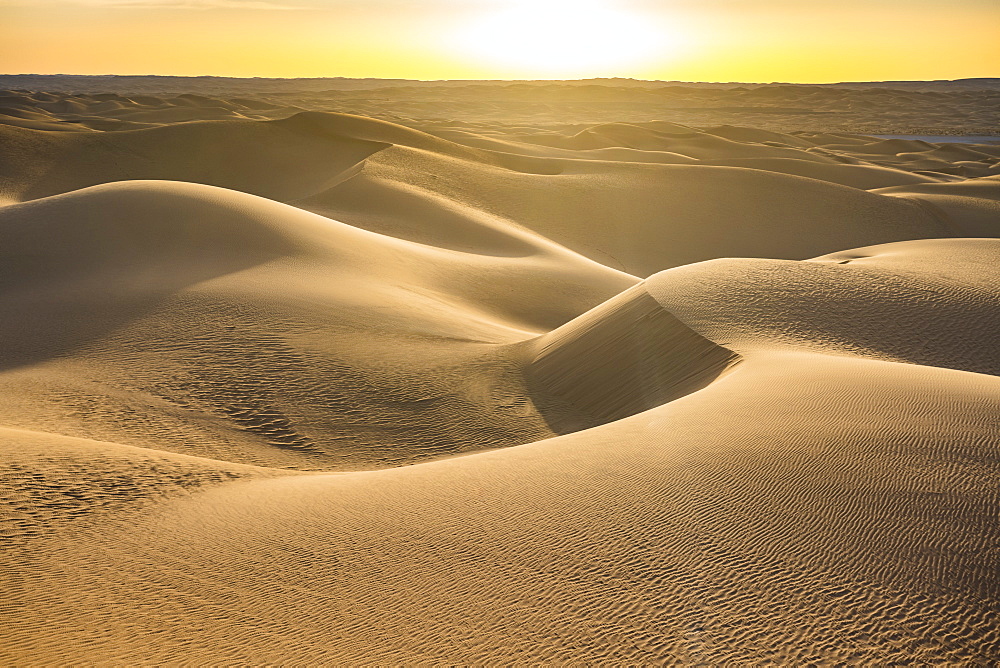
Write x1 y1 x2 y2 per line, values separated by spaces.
3 77 998 135
1 86 998 664
525 283 739 429
876 178 1000 236
0 179 632 469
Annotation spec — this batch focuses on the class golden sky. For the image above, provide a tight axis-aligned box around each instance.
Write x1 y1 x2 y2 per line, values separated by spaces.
2 0 999 82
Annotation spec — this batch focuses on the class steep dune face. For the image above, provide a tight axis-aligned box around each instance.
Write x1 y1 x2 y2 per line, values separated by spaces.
525 284 738 430
0 180 633 469
650 239 1000 375
1 99 999 664
5 287 998 663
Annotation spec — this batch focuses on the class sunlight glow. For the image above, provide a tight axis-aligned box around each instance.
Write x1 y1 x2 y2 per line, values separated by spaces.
452 0 683 77
5 0 999 81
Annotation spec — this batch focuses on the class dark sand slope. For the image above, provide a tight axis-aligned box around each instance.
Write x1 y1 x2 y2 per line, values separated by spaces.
1 98 999 664
0 180 633 469
4 240 998 664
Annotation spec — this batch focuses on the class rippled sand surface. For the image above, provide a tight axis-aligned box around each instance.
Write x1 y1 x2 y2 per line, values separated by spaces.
1 82 998 663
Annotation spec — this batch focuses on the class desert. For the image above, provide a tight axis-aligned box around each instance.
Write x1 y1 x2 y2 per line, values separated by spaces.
1 74 999 663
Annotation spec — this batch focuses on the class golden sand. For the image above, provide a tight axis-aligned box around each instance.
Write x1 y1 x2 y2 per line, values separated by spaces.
1 88 998 663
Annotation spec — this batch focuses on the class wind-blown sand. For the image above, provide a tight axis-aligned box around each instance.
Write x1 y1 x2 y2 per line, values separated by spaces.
1 82 998 664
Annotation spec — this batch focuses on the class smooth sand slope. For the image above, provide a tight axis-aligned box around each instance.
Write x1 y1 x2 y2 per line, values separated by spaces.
1 99 998 664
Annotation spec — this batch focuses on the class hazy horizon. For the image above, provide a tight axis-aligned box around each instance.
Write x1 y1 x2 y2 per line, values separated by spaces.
3 72 999 85
3 0 999 82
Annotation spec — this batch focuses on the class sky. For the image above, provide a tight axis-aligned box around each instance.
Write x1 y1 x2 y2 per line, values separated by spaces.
2 0 999 82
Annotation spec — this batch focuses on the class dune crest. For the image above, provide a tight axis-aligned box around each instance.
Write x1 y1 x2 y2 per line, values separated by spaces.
526 284 739 428
1 89 998 664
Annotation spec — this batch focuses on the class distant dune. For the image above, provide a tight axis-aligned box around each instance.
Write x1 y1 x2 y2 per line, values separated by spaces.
1 85 998 664
3 74 999 93
2 76 998 135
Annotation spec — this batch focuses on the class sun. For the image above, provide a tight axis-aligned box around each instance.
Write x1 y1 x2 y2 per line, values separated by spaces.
452 0 681 77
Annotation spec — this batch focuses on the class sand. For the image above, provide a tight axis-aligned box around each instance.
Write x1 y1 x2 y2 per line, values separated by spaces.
2 76 999 136
1 80 998 664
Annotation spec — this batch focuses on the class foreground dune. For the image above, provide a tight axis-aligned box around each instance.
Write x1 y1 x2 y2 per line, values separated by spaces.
1 95 998 663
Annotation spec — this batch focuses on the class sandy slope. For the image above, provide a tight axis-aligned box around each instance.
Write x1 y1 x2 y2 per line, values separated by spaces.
1 97 998 664
3 79 998 135
0 179 632 469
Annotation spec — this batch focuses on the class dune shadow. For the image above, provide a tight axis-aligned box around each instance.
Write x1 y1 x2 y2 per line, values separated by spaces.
0 184 295 373
517 286 741 435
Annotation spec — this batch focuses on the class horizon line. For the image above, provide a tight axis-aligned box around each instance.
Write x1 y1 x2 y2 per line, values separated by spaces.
3 73 999 86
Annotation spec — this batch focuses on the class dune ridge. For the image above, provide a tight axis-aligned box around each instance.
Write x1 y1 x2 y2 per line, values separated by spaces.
1 90 998 664
526 284 739 427
2 78 998 135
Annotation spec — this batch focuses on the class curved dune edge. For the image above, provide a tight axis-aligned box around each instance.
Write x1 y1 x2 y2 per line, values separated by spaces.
645 238 1000 377
525 284 739 428
0 98 998 664
5 109 996 278
0 178 636 470
3 348 997 665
